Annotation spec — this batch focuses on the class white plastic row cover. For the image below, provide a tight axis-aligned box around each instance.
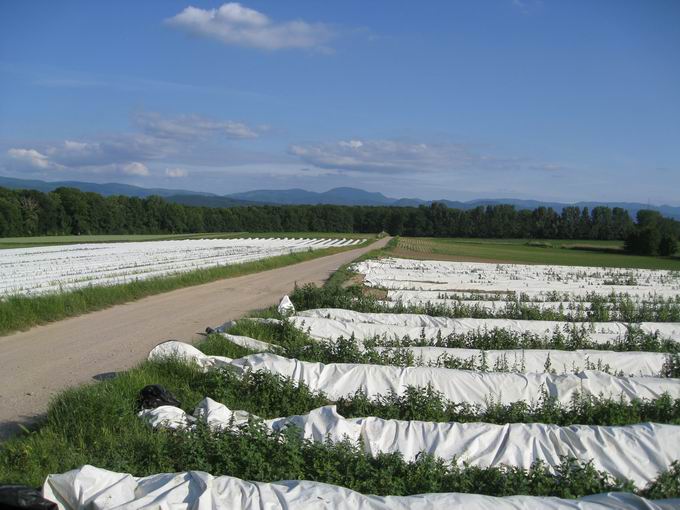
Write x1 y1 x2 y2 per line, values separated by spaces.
354 258 680 299
0 237 363 297
148 342 680 406
140 398 680 487
293 308 680 344
220 321 671 376
42 465 680 509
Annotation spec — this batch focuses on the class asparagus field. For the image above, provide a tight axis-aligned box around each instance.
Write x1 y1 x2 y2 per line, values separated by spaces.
5 252 680 509
0 237 363 298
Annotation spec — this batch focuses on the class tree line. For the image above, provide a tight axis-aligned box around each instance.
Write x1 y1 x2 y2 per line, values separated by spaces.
0 186 677 254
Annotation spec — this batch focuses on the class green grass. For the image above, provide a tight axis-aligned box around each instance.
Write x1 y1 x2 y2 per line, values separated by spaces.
2 351 679 497
0 231 374 249
395 237 680 270
0 241 368 336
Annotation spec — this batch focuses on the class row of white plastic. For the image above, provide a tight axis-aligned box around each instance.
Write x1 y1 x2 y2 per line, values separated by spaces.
44 465 680 510
354 258 680 300
241 313 672 376
292 308 680 347
149 341 680 410
140 398 677 487
0 237 363 297
229 324 671 376
144 341 680 489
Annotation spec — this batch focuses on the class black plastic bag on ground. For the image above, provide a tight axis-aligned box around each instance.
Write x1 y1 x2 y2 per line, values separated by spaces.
137 384 181 410
0 486 57 510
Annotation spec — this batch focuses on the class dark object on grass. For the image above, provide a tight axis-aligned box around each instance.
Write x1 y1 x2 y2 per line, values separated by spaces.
137 384 181 410
205 326 215 334
0 486 57 510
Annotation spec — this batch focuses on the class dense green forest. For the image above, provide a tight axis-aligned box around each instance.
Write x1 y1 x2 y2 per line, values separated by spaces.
0 186 678 253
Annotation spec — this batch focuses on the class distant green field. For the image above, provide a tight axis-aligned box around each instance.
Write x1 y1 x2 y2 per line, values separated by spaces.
394 237 680 270
0 231 373 249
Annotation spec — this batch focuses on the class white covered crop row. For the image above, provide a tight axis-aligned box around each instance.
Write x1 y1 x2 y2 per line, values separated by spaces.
140 399 679 487
0 237 362 297
380 346 669 376
381 297 599 311
219 327 667 376
148 342 680 406
43 465 680 510
292 308 680 345
354 258 680 299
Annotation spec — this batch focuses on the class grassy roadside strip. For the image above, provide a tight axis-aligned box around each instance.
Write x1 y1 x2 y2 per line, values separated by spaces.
0 240 370 336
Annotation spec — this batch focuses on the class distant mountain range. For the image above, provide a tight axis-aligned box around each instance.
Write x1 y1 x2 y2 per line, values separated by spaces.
2 175 679 220
0 175 215 198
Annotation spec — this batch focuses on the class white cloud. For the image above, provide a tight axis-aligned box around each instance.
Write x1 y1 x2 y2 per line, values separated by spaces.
38 136 171 169
7 148 55 169
288 138 565 176
121 162 150 176
289 139 503 174
135 112 259 140
165 167 188 178
3 111 264 178
166 3 333 51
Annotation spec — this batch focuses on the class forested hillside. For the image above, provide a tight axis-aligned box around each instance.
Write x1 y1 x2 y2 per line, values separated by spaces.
1 186 678 247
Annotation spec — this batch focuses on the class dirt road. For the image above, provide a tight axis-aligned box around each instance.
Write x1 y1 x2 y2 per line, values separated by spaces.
0 237 389 439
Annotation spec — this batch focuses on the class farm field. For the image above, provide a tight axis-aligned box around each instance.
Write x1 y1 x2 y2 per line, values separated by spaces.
0 236 369 335
6 242 680 508
0 237 363 298
0 231 375 249
394 237 680 270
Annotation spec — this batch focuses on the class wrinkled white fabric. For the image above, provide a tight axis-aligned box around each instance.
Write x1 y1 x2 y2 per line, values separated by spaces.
43 465 680 509
148 343 680 405
211 326 669 376
141 400 680 486
278 295 296 316
220 332 280 353
140 399 360 443
148 341 234 372
231 352 680 404
354 258 680 300
293 309 680 344
138 405 195 430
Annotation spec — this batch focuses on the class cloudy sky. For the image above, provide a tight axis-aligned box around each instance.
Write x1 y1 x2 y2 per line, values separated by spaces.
1 1 679 204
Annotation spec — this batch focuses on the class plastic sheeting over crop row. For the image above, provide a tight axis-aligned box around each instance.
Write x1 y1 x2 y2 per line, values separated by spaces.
381 297 599 312
42 465 680 510
140 398 680 486
218 326 668 376
148 342 680 405
0 237 363 297
381 346 669 376
354 258 680 299
292 309 680 345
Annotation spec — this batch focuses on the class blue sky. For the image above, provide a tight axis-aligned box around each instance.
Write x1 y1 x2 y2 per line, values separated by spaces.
1 1 678 204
